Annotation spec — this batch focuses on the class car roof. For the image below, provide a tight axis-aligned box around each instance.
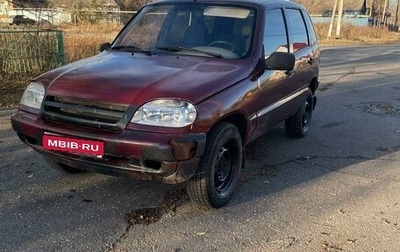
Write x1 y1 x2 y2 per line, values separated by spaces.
152 0 304 10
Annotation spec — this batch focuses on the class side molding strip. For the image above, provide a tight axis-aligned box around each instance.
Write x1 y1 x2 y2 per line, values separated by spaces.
256 87 309 119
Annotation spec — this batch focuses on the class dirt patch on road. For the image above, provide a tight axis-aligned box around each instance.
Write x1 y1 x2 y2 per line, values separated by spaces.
350 102 400 117
124 189 188 227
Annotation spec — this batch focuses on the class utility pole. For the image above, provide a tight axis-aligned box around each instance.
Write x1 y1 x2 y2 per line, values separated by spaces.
396 0 400 28
382 0 388 24
327 0 344 38
336 0 344 38
378 0 383 28
327 0 338 37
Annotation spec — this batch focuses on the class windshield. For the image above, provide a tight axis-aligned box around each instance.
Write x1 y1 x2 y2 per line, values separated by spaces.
113 3 256 59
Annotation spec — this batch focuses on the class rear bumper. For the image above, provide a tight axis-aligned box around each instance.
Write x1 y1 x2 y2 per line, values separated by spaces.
11 110 206 184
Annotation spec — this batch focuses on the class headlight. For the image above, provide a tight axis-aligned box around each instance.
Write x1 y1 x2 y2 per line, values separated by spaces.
20 82 45 110
131 99 197 127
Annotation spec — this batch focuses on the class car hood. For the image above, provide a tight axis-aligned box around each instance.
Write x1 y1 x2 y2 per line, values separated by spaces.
41 51 254 106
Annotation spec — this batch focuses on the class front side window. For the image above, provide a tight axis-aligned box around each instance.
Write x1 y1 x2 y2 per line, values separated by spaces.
113 4 256 59
263 9 288 57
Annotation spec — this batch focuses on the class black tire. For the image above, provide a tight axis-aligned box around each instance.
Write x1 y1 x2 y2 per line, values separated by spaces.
43 156 85 174
285 89 313 138
187 122 243 209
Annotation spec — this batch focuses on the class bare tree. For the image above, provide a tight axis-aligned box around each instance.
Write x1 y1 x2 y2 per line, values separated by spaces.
293 0 372 14
113 0 152 11
292 0 324 13
112 0 153 23
8 0 48 8
372 0 391 17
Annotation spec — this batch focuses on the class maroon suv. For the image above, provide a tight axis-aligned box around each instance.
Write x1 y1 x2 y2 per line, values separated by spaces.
11 0 320 208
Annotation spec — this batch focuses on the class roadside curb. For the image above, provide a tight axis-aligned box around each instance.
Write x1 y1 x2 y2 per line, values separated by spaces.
0 107 17 116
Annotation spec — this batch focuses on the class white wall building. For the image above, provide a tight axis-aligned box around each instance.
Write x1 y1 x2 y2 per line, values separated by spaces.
1 0 123 25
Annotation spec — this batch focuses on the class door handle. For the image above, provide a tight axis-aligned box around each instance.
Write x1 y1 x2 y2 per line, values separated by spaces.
285 69 295 76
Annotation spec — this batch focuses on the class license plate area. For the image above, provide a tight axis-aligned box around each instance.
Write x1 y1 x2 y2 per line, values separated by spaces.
43 134 104 157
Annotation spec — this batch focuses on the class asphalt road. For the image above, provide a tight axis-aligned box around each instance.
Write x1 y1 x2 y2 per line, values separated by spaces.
1 45 400 252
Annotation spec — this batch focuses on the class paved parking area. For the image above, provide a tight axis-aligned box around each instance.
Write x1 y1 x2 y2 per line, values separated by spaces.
1 45 399 251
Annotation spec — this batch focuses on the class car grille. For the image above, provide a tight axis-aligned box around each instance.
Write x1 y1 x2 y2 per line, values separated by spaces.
43 96 133 130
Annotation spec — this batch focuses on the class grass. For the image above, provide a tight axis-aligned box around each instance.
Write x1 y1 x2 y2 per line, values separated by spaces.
61 23 400 62
61 23 122 63
1 22 399 108
315 23 400 45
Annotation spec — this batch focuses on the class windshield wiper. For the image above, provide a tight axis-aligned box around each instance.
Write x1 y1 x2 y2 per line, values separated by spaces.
157 46 222 58
156 46 184 52
111 46 152 56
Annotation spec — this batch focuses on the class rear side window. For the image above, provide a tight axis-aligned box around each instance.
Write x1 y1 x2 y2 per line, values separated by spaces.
302 10 317 45
286 9 308 52
263 9 288 57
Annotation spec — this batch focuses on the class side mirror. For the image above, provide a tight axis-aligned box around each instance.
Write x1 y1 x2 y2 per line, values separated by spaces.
265 52 295 71
100 42 111 52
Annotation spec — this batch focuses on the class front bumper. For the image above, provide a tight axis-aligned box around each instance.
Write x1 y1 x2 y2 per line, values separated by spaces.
11 110 206 184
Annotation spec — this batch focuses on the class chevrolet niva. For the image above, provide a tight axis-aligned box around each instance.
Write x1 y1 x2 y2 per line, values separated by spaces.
11 0 320 209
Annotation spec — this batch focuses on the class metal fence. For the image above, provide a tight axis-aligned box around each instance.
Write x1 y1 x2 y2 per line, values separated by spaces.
0 27 65 86
0 28 65 75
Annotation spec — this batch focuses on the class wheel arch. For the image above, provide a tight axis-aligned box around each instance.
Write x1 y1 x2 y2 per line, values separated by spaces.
309 77 319 109
309 77 319 94
210 112 248 144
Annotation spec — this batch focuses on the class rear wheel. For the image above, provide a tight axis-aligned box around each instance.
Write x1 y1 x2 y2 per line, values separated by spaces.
285 89 313 138
43 156 85 174
187 122 243 209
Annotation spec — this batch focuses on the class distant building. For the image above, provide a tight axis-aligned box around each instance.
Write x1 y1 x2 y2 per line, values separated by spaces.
1 0 123 25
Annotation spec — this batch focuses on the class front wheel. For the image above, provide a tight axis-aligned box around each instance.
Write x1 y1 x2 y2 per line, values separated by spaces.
285 89 314 138
187 122 243 209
